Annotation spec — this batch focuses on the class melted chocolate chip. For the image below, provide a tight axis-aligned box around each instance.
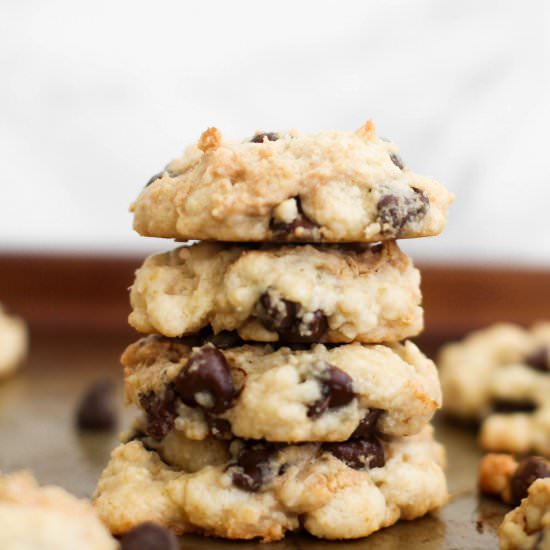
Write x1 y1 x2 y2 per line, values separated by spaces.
389 152 405 170
174 347 237 414
510 457 550 504
377 187 429 236
324 437 385 470
250 132 279 143
206 416 233 440
256 292 328 342
525 347 550 372
491 399 538 414
145 171 164 187
231 441 278 492
269 197 318 240
307 364 356 418
119 522 178 550
139 385 178 440
351 408 384 439
76 378 117 431
258 292 296 334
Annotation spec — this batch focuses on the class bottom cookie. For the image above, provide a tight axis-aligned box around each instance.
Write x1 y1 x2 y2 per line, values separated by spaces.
93 426 447 542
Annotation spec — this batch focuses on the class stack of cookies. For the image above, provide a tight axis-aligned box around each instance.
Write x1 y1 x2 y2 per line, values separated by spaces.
94 121 454 541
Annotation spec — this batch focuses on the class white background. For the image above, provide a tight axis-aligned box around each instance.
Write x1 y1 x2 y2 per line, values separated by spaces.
1 0 548 264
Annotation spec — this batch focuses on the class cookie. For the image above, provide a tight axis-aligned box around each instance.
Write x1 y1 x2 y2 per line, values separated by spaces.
122 336 441 442
129 240 423 344
499 477 550 550
479 454 550 505
131 121 453 243
0 471 117 550
439 323 550 455
0 304 27 378
93 426 447 541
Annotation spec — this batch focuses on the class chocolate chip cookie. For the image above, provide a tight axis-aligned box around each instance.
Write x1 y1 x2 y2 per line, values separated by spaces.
129 240 423 344
93 426 447 541
131 121 453 243
440 323 550 455
121 335 441 442
0 471 116 550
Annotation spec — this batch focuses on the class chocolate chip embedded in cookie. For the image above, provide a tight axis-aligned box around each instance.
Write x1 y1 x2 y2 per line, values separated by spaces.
131 121 453 242
323 437 385 470
510 457 550 505
138 385 178 440
174 346 237 414
129 240 423 344
307 363 355 418
122 336 441 442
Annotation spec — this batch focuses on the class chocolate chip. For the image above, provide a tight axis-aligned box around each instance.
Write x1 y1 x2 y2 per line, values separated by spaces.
307 364 356 418
351 409 384 439
250 132 279 143
206 416 233 440
510 457 550 504
174 346 237 414
491 399 538 414
526 347 550 372
389 152 404 170
324 437 385 470
258 292 296 334
139 385 178 440
145 171 164 187
231 441 278 492
256 292 328 342
76 379 117 431
299 311 329 341
119 522 178 550
377 187 429 236
269 197 318 240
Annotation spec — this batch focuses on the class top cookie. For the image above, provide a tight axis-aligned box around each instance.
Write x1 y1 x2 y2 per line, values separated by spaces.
132 121 453 243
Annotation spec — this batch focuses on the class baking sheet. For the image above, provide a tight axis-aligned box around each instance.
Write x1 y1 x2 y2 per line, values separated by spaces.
0 332 508 549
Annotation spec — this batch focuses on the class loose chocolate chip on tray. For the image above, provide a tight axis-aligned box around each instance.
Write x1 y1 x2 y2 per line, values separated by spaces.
324 437 385 470
389 152 405 170
250 132 279 143
119 521 178 550
139 385 178 440
510 457 550 504
231 441 278 492
525 347 549 372
307 364 356 418
351 409 384 439
174 346 237 414
76 378 117 431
